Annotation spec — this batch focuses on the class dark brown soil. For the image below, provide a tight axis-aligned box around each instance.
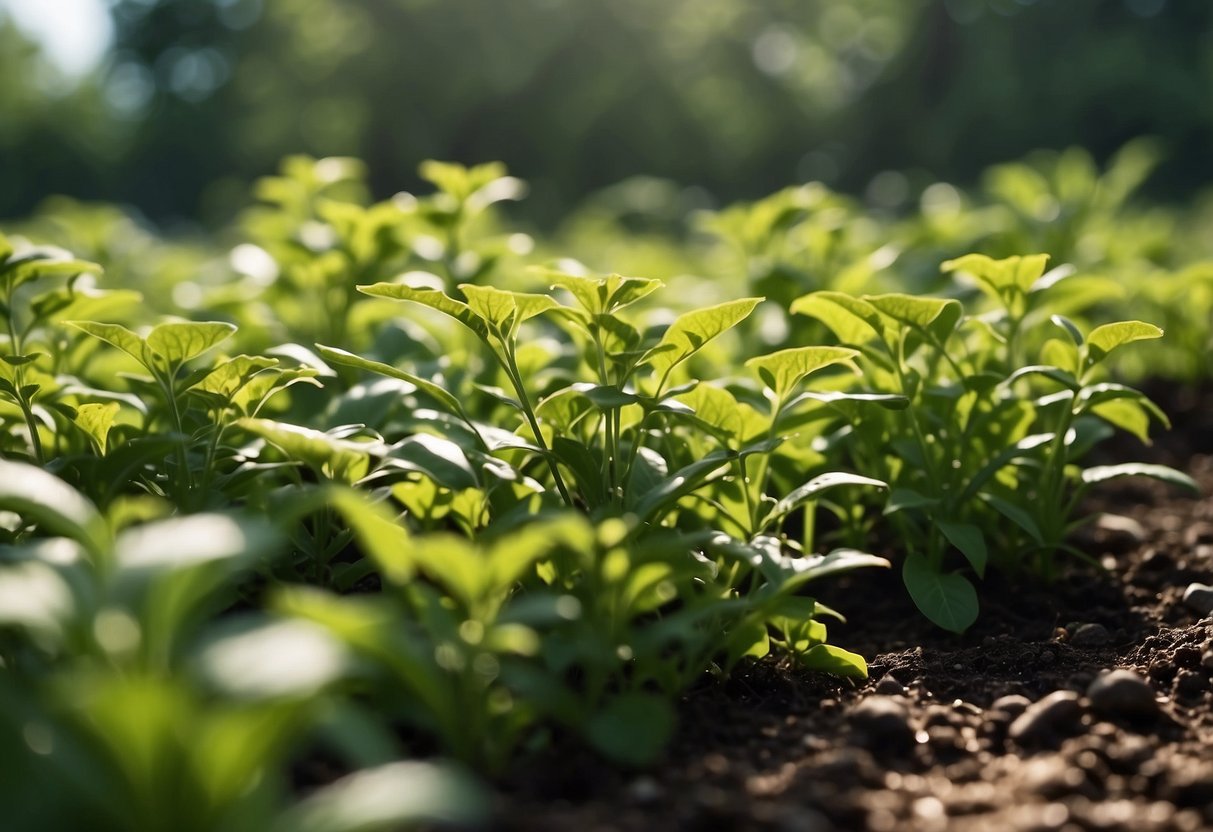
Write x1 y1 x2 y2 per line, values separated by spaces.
492 389 1213 832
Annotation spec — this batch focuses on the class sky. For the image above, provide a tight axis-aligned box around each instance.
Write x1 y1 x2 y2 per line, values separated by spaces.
1 0 112 76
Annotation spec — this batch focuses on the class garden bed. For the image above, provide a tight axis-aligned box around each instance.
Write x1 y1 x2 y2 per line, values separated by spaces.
497 392 1213 832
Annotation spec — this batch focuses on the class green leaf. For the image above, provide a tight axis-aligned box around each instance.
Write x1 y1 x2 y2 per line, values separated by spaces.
936 520 988 577
942 253 1049 296
797 643 868 678
642 297 762 378
239 418 371 482
789 291 884 344
67 320 152 370
863 293 963 344
745 345 858 400
981 494 1045 545
115 513 276 575
883 487 937 515
902 552 978 633
1085 321 1163 363
75 401 121 453
586 692 674 766
459 283 558 333
389 434 480 490
765 472 886 527
1080 463 1199 493
192 355 279 399
0 230 11 262
357 282 489 338
145 321 236 366
326 489 413 585
275 761 489 832
315 344 465 419
0 459 110 559
567 382 641 410
199 618 348 700
1051 314 1085 347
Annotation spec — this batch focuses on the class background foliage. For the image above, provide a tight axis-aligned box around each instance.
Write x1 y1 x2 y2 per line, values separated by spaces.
2 0 1212 225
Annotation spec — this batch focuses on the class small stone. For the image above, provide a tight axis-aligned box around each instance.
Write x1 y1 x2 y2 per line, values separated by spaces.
1087 669 1158 720
874 675 905 696
849 696 914 749
989 694 1032 718
1008 691 1084 745
1182 583 1213 616
626 776 663 804
1201 651 1213 670
1069 623 1110 648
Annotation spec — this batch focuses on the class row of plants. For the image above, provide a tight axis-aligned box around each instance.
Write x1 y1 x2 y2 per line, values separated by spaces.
0 154 1203 830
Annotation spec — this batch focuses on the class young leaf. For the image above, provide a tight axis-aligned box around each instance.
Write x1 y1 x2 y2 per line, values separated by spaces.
145 321 237 366
902 552 978 633
458 284 558 333
765 472 886 528
75 401 121 453
67 320 152 370
745 345 858 401
316 344 465 419
642 297 762 378
789 291 884 344
942 253 1049 297
863 293 963 344
357 282 490 339
797 643 868 678
1085 321 1163 363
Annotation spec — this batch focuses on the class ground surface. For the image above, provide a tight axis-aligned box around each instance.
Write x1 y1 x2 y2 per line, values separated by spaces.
494 386 1213 831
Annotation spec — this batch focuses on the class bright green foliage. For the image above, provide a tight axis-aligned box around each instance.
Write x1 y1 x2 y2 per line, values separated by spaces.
793 252 1194 631
0 153 1204 819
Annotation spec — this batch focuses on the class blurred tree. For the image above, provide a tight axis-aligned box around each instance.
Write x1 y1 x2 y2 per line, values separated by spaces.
4 0 1213 225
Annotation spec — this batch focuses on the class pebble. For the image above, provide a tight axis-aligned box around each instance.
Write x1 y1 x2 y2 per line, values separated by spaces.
1069 622 1111 648
1008 691 1084 745
989 694 1032 719
874 675 905 696
1201 650 1213 671
626 776 664 804
849 696 915 748
1087 669 1158 720
1182 583 1213 616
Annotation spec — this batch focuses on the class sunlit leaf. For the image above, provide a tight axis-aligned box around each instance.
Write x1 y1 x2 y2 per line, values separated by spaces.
745 345 858 400
642 297 762 378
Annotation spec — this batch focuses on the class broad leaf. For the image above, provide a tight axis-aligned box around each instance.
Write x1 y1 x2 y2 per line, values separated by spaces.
74 401 121 453
67 320 152 369
0 459 110 559
1085 321 1163 363
145 321 237 365
642 297 762 378
942 253 1049 297
902 552 978 633
357 282 489 338
790 291 884 344
864 293 963 344
585 692 674 767
745 345 858 400
936 520 988 577
316 344 465 418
